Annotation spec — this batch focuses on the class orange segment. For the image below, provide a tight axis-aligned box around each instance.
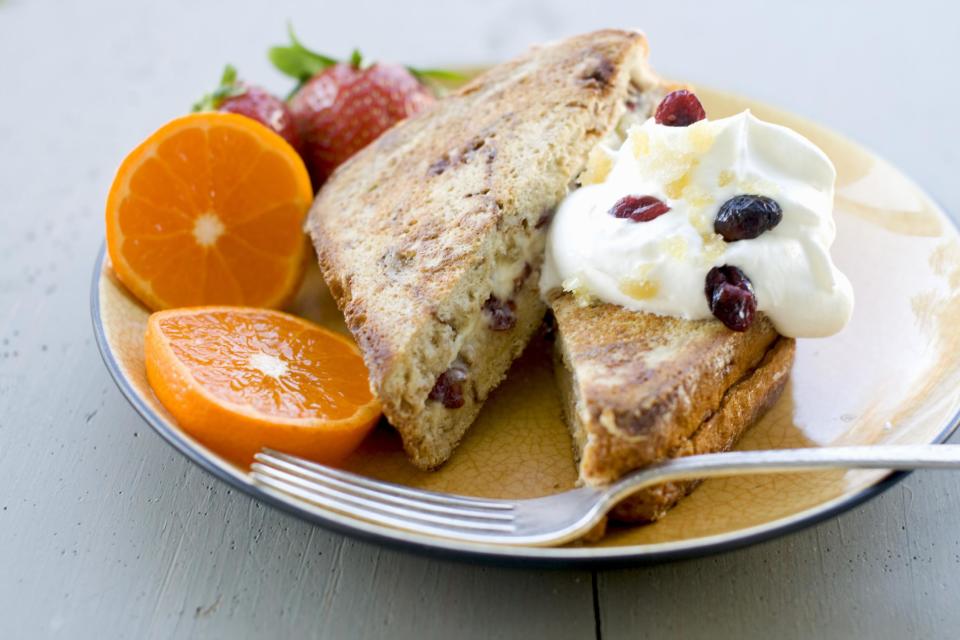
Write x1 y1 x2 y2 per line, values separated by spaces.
106 112 313 310
145 307 382 467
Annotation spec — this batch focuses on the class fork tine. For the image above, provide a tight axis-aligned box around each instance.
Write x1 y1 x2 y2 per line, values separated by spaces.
252 463 517 533
255 472 518 542
258 450 513 510
254 454 514 521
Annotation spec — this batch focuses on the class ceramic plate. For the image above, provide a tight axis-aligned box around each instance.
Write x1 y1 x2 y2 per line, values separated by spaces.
92 87 960 568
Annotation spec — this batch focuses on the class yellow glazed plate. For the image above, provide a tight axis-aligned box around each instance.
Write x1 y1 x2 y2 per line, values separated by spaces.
93 87 960 567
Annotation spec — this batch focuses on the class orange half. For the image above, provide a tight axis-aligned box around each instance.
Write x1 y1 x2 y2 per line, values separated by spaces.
106 112 313 310
145 307 381 466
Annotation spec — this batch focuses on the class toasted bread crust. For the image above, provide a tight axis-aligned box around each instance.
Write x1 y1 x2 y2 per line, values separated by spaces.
553 295 796 522
608 336 794 521
308 30 665 468
553 293 784 485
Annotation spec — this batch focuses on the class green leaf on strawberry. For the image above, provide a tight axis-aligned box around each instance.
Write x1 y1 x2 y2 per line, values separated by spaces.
268 24 338 85
191 64 247 112
407 67 466 83
269 24 466 97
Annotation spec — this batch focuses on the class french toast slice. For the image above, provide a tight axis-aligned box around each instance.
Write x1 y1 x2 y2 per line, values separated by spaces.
307 30 668 469
551 293 796 522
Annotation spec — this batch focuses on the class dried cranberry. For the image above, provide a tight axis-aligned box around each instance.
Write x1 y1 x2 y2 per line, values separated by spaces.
483 295 517 331
654 90 706 127
609 195 671 222
704 265 757 332
428 363 468 409
714 195 783 241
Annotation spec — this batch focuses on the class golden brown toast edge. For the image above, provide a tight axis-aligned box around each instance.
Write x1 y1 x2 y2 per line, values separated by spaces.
552 295 796 526
607 336 795 522
552 293 784 482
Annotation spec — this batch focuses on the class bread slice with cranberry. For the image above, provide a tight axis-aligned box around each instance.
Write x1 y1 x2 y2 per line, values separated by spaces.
551 293 795 522
307 30 668 469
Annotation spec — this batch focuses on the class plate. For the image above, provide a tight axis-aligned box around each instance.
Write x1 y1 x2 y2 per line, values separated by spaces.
92 87 960 568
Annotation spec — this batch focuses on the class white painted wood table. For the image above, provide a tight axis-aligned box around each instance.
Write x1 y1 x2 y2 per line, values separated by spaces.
2 0 958 637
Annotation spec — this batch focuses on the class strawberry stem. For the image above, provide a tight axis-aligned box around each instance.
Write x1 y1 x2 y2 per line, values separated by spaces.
349 49 363 69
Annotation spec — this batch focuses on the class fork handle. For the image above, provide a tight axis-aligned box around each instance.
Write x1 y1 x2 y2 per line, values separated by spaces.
603 445 960 507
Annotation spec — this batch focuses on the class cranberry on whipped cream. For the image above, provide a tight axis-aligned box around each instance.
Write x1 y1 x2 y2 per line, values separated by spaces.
540 109 854 338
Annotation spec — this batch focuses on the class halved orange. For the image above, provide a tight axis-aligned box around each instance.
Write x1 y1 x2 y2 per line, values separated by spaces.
106 112 313 310
145 307 381 466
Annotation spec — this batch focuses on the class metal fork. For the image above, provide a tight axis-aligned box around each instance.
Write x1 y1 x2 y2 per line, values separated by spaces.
250 445 960 547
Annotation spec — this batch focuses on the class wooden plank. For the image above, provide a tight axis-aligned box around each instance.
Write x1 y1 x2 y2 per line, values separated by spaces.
597 461 960 639
2 0 960 638
0 358 595 638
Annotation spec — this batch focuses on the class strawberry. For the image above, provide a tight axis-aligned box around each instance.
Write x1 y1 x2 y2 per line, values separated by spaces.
193 65 301 151
270 28 457 186
288 58 434 185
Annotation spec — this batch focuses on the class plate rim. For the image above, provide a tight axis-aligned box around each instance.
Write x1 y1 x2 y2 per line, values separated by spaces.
91 105 960 568
91 240 960 568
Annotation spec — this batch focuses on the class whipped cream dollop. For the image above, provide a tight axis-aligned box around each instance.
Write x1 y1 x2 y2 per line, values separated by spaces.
540 110 854 338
